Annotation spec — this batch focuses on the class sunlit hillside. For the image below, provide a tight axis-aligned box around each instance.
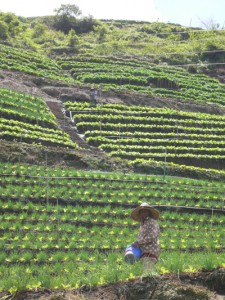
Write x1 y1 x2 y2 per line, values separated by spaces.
0 8 225 296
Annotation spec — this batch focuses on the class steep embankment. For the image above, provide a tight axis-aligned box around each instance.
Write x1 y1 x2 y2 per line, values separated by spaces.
0 269 225 299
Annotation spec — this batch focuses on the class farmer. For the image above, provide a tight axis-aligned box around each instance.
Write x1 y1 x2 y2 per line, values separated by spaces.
90 87 98 106
131 202 160 276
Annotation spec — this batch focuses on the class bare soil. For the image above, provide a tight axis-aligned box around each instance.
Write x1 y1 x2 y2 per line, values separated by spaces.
0 269 225 300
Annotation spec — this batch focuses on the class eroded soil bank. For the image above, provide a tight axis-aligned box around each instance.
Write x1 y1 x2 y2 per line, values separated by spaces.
1 268 225 300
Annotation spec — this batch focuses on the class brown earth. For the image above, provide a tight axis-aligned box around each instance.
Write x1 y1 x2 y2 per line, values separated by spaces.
0 269 225 300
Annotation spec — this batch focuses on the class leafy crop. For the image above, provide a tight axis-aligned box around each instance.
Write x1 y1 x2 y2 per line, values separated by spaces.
65 101 225 169
0 88 78 148
0 162 225 291
59 55 225 106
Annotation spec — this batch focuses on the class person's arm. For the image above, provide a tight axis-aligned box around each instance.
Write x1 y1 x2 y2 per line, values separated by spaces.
131 241 139 247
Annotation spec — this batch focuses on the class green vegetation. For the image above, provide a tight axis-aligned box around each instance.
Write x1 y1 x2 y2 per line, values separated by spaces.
1 8 225 67
0 88 78 148
0 5 225 293
0 44 72 82
65 101 225 170
0 162 224 291
60 55 225 106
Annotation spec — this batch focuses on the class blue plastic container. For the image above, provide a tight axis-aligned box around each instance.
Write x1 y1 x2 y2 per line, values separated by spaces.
124 245 142 264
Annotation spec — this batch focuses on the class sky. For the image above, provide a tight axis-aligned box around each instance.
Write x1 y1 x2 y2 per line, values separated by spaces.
0 0 225 29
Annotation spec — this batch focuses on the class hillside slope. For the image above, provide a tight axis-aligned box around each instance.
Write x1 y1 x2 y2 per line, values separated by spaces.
1 22 225 298
1 66 225 177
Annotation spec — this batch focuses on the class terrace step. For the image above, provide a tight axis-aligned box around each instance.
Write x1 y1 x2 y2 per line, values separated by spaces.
46 100 102 153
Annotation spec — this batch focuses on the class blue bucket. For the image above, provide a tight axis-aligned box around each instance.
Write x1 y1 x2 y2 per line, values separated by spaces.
124 245 142 264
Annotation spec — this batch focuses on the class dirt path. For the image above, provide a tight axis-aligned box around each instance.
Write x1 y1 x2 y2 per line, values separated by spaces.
46 100 93 150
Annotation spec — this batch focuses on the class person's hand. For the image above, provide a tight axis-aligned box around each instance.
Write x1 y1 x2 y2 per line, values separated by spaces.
131 241 139 248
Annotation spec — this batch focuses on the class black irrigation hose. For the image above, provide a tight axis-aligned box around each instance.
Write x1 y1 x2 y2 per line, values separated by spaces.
0 173 220 188
2 246 225 258
154 205 225 216
1 206 224 226
0 196 224 215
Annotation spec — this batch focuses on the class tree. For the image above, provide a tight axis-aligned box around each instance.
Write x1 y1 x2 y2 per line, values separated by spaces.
0 12 22 37
54 4 82 18
74 16 97 34
94 24 108 42
68 28 79 47
0 20 8 39
32 23 48 38
199 18 221 30
53 4 82 34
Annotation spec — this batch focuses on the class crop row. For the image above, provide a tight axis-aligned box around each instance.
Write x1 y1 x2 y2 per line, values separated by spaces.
1 187 224 210
1 161 224 187
1 200 224 225
0 117 68 136
65 101 225 122
57 54 220 87
1 46 225 107
1 201 225 231
64 102 225 168
1 91 47 113
76 73 225 104
59 58 221 90
1 162 225 208
59 56 225 106
1 174 224 194
86 136 225 148
85 129 225 142
0 88 78 148
0 88 57 128
1 172 224 197
0 44 72 82
76 121 225 135
72 113 225 129
100 143 225 155
0 121 77 148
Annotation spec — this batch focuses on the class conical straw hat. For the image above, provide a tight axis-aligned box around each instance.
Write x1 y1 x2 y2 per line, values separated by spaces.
131 202 160 222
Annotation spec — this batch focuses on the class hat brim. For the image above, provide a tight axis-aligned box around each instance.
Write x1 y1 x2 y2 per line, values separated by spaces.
131 206 159 222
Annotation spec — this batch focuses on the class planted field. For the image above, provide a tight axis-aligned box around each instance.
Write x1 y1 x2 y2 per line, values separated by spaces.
2 45 225 108
0 162 225 290
65 101 225 170
0 44 71 82
0 88 78 148
58 55 225 106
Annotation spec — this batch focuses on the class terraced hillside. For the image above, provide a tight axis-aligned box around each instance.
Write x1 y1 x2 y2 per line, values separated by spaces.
66 101 225 171
1 35 225 298
0 87 78 149
58 54 225 106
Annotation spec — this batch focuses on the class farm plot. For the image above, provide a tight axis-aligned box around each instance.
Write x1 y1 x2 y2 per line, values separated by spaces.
0 162 225 291
0 44 71 82
65 101 225 169
58 55 225 106
0 88 78 148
